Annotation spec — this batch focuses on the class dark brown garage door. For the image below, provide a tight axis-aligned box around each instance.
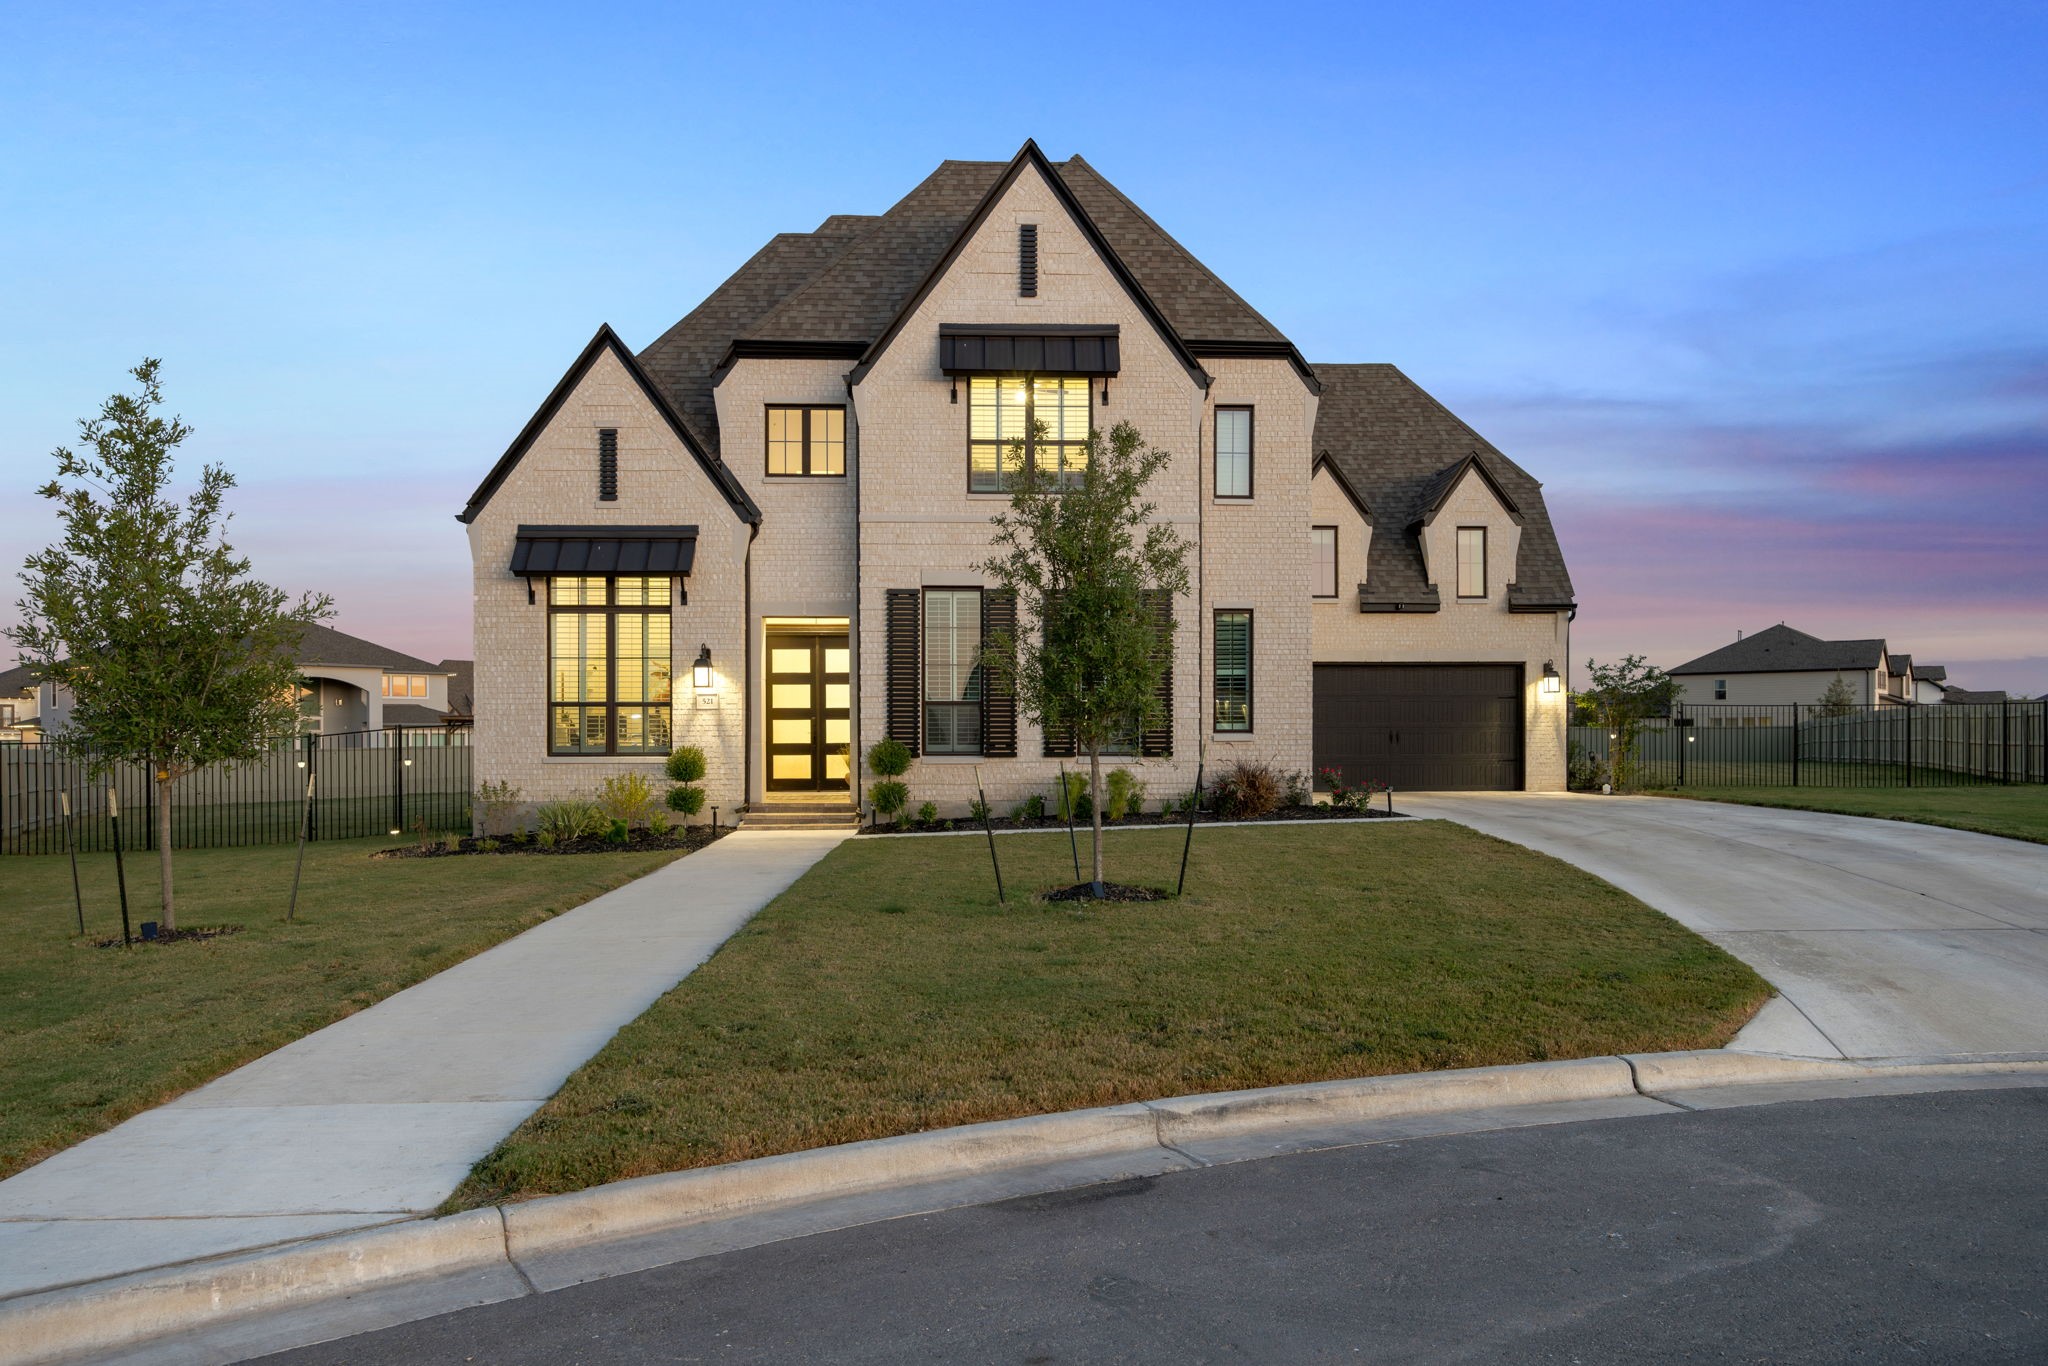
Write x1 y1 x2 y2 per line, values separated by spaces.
1313 664 1522 791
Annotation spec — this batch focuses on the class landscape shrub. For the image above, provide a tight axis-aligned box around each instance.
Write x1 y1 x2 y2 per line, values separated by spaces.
968 796 991 823
1058 771 1092 821
647 810 673 840
1281 770 1311 807
917 801 939 825
665 784 706 817
595 771 660 829
869 779 909 825
866 738 912 778
1105 768 1141 821
664 746 708 821
474 779 525 837
536 799 608 843
1210 759 1282 821
1011 793 1047 822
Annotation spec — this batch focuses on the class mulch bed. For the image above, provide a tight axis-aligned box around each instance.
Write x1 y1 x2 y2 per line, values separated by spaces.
371 827 731 860
1040 882 1171 903
863 804 1403 836
95 924 243 949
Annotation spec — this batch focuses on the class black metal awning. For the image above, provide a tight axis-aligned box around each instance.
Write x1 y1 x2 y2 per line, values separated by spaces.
509 525 698 576
939 324 1120 376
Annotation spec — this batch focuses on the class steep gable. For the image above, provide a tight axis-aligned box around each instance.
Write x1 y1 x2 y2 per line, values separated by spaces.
1669 625 1887 676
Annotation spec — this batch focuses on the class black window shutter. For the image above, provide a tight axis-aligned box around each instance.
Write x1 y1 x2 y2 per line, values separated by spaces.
598 428 618 501
1019 223 1038 297
1141 590 1173 757
1039 590 1076 757
885 589 921 754
982 589 1017 758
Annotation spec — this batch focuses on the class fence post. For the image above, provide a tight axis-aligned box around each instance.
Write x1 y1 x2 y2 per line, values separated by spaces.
392 729 405 835
305 733 320 841
1791 705 1801 787
1904 704 1914 788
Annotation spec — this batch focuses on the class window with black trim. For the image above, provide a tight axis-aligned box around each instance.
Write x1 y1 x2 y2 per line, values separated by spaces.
923 588 983 754
1714 678 1727 700
766 405 846 476
1456 526 1487 599
1214 610 1252 732
1312 526 1337 598
548 575 673 755
968 375 1090 492
1215 407 1253 498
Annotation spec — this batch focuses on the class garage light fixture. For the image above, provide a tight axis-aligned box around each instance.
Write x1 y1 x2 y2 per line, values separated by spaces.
1541 661 1561 695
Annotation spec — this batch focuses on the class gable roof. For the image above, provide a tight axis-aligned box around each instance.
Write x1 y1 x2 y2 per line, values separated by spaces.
292 624 444 673
1916 664 1947 683
1942 685 2010 704
844 141 1210 390
1668 625 1887 677
1887 653 1913 676
634 145 1314 455
1311 452 1372 523
0 662 40 696
459 325 761 526
1310 364 1573 613
1415 452 1524 528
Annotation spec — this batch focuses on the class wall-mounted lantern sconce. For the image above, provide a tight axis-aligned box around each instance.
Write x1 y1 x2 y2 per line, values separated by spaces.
693 644 714 690
1541 660 1561 695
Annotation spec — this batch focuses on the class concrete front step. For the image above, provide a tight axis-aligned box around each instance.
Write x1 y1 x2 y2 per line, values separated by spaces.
743 810 860 829
756 799 857 813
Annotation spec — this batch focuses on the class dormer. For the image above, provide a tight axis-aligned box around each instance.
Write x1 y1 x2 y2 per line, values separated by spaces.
1414 454 1523 607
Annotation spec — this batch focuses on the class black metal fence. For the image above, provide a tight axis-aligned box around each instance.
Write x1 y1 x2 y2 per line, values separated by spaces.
1 727 472 855
1570 701 2047 790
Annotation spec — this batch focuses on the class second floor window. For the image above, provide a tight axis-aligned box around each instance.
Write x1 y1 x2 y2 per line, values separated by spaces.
1456 527 1487 599
1312 527 1337 598
969 375 1090 493
381 674 429 698
924 588 983 754
1215 407 1253 498
766 405 846 476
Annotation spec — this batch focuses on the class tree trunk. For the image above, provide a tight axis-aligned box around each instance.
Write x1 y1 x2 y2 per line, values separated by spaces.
1088 747 1104 897
155 773 176 931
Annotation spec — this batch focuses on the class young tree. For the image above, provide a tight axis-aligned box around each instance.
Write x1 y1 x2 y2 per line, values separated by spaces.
9 360 332 929
979 420 1190 897
1816 674 1858 717
1579 655 1680 791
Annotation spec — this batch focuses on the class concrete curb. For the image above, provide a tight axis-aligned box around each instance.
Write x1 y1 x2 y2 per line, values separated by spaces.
5 1049 2046 1366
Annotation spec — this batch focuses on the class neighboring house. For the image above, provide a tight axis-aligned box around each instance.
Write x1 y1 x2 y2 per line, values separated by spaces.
461 141 1576 817
0 662 41 741
292 624 462 733
1913 665 1948 705
1942 685 2011 705
1669 625 1908 713
438 659 475 726
20 625 466 739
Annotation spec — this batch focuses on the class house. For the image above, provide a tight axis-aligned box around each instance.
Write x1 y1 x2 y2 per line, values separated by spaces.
1941 684 2012 705
460 142 1576 818
291 624 464 734
15 626 467 740
1669 625 1910 712
1912 664 1948 705
0 663 41 741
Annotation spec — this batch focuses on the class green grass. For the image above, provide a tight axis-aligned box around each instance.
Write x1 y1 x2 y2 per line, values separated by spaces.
0 838 687 1179
450 822 1769 1208
1658 784 2048 844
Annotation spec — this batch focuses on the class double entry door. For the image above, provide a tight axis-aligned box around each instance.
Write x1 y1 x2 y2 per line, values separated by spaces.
766 632 851 792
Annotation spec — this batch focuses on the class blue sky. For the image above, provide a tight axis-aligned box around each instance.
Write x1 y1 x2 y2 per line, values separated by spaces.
3 1 2044 692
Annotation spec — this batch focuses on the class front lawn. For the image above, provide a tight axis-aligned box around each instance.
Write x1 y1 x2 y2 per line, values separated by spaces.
0 838 689 1179
452 822 1769 1208
1660 785 2048 844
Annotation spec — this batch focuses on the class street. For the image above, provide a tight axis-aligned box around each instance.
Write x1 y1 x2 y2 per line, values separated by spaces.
259 1086 2048 1364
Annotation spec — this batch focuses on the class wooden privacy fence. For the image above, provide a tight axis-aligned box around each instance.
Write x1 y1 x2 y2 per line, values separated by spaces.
0 727 472 854
1569 700 2046 789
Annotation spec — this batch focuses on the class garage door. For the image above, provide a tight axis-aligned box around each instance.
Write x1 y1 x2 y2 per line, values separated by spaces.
1313 664 1522 791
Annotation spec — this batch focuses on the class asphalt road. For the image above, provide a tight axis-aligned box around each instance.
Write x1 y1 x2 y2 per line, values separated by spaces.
258 1086 2048 1365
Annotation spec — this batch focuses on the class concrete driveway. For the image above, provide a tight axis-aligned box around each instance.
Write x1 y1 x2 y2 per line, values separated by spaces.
1401 793 2048 1060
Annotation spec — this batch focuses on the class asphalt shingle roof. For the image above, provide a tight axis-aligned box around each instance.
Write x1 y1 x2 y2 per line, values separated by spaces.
1669 625 1887 677
437 658 474 718
292 624 444 674
1309 365 1573 612
0 662 40 696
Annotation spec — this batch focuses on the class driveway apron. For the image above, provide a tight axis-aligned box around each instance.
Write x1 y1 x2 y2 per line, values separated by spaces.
1402 793 2048 1061
0 828 850 1302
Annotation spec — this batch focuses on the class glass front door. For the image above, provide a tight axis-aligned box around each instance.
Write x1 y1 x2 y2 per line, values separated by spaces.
766 632 851 792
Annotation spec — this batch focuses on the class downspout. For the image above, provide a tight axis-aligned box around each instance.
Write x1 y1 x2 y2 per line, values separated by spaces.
744 520 758 808
849 371 862 813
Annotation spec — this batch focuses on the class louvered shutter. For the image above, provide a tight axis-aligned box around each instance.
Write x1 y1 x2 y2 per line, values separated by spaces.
885 589 921 754
1141 590 1173 757
1039 590 1076 757
982 589 1017 758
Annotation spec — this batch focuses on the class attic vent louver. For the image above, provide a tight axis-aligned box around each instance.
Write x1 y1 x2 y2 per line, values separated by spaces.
1019 223 1038 297
598 428 618 501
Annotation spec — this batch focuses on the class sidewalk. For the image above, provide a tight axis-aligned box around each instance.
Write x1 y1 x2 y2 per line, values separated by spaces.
0 827 851 1301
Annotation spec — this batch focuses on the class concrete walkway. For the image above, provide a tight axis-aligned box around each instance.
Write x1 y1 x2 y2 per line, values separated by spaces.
1404 793 2048 1059
0 828 851 1302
